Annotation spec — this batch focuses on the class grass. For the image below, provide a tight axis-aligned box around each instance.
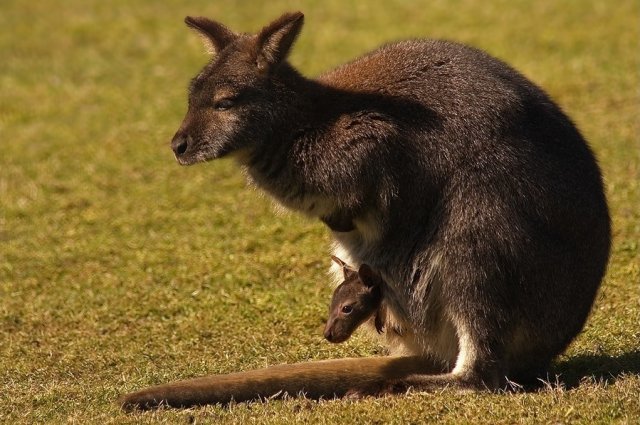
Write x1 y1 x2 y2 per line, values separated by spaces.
1 0 638 423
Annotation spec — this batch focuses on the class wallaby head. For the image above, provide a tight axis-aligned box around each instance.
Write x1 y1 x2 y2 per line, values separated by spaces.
324 256 384 343
171 12 304 164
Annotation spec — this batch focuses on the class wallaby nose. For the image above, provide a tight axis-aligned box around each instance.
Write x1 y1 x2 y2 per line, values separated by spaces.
171 133 189 157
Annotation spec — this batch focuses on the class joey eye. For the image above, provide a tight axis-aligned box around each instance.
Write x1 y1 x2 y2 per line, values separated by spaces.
213 98 234 110
341 305 353 314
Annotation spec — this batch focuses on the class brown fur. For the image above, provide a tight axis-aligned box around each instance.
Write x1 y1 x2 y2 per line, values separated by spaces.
121 11 610 410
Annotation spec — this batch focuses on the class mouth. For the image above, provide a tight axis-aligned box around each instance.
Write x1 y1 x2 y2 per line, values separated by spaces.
174 142 237 166
324 330 349 344
174 152 199 166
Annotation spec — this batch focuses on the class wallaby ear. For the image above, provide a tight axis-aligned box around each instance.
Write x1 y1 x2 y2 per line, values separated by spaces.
185 16 236 54
255 11 304 71
358 264 382 288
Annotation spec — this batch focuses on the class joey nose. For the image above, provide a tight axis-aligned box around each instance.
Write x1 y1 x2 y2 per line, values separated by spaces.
323 327 332 341
171 134 189 157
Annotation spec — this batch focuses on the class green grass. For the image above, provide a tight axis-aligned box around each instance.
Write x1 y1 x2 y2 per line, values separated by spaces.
1 0 638 423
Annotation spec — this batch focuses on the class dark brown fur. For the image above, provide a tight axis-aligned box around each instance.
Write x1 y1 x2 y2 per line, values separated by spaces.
121 11 610 410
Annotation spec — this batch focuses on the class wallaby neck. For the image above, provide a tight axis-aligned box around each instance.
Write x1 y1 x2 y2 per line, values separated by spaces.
262 64 356 134
239 65 364 215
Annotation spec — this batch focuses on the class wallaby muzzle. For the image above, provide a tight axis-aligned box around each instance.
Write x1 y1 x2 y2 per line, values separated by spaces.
171 133 189 158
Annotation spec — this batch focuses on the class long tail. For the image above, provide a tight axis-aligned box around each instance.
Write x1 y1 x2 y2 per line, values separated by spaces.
120 356 441 411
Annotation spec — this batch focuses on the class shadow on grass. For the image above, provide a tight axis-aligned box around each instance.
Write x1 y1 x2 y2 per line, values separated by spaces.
550 350 640 389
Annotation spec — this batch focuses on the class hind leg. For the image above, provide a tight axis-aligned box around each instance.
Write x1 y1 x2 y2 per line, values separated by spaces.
385 273 513 394
390 320 509 393
346 318 508 398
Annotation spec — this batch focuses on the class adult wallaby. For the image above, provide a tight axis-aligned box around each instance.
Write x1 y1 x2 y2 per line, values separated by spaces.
324 256 386 343
121 11 610 410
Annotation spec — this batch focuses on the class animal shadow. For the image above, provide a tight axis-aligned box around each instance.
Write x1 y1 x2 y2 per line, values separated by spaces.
548 350 640 389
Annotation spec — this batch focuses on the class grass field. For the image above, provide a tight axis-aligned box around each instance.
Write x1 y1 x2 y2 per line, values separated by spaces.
1 0 638 423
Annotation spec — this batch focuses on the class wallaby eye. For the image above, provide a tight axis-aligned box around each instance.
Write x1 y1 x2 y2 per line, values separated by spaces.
213 98 234 110
341 305 353 314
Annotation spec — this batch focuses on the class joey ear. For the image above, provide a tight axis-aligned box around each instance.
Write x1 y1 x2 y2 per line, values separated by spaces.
358 264 382 288
343 267 358 281
185 16 236 54
255 11 304 71
331 255 347 268
331 256 358 280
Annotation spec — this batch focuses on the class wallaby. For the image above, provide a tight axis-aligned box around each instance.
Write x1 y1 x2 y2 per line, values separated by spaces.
324 256 385 343
121 11 611 410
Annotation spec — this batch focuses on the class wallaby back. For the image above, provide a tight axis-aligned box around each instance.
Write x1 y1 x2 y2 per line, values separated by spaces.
123 10 610 409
